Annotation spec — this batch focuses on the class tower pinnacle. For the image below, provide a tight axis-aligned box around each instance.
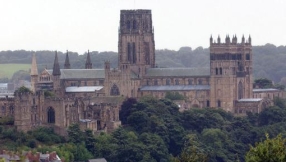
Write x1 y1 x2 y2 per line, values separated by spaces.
64 50 71 69
85 50 92 69
53 51 61 76
31 53 38 76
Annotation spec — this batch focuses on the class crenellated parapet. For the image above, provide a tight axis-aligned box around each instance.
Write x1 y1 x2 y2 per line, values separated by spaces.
210 35 252 46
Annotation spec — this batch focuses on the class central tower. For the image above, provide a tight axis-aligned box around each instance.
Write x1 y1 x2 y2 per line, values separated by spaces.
118 10 155 77
209 35 253 112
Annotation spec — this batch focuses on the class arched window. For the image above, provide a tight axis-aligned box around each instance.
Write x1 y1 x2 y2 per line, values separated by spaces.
9 106 14 115
110 84 120 96
206 100 210 107
127 20 131 29
238 81 243 99
246 54 250 60
238 62 244 71
146 80 149 85
154 79 158 85
133 20 137 29
47 107 55 123
127 43 132 62
175 79 179 85
217 100 221 107
132 42 136 63
198 79 203 85
188 79 193 85
166 79 171 85
215 68 218 75
2 106 5 114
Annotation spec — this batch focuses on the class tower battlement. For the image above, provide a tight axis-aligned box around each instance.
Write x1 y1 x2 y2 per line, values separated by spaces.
119 9 153 34
120 9 151 14
210 35 251 47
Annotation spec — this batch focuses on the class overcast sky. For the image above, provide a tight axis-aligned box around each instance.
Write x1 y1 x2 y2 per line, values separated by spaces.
0 0 285 54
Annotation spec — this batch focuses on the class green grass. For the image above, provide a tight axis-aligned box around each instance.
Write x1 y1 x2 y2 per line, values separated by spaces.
0 64 30 79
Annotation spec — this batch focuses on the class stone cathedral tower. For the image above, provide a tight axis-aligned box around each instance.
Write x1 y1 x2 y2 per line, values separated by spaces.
209 35 253 112
118 10 155 77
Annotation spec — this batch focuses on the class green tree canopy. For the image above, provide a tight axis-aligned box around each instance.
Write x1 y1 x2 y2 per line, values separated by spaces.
245 134 286 162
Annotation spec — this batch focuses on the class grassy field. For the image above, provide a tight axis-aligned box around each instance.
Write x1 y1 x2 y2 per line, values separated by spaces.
0 64 30 79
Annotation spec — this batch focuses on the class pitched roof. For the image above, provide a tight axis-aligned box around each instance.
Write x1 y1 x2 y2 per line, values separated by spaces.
253 88 280 93
66 86 103 92
88 158 107 162
140 85 210 91
145 67 210 77
238 98 262 102
47 69 105 79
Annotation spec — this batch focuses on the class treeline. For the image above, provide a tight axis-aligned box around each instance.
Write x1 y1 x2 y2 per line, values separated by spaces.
2 96 286 161
1 43 286 83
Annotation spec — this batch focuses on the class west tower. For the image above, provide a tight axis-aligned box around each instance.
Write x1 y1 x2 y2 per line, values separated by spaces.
209 35 253 112
118 10 155 77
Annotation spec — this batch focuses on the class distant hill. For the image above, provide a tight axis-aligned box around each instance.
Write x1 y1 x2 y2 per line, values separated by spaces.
0 64 30 79
0 44 286 84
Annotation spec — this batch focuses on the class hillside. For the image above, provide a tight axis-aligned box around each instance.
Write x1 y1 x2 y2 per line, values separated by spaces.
0 64 30 79
0 44 286 83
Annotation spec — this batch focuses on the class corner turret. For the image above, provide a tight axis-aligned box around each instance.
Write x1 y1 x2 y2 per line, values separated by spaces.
30 53 38 93
225 35 230 44
241 35 245 44
217 35 221 44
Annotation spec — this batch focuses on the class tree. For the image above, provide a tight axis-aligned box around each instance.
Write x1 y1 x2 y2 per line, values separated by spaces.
165 92 185 100
172 134 208 162
274 97 286 108
44 90 55 97
67 124 83 144
245 134 286 162
14 86 32 93
258 106 286 126
254 78 273 88
10 70 30 82
127 111 149 132
119 98 137 125
84 129 96 154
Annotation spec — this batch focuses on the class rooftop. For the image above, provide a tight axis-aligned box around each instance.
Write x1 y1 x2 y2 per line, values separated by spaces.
145 67 210 77
253 88 280 92
66 86 103 93
238 98 262 102
140 85 210 91
47 69 105 79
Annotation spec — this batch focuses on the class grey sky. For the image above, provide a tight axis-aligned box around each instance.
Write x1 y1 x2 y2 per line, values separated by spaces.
0 0 285 53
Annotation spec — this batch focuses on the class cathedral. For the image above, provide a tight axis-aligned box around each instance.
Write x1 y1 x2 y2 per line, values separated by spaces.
0 9 283 135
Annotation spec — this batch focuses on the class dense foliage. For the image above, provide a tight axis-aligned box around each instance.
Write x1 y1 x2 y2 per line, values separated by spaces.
2 96 286 161
2 44 286 84
245 134 286 162
254 78 285 90
14 86 32 93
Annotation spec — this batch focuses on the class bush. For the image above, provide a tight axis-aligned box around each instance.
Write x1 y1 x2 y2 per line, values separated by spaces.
165 92 185 100
0 117 14 125
27 139 37 148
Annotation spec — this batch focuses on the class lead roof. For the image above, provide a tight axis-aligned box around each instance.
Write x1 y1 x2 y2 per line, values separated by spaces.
145 67 210 77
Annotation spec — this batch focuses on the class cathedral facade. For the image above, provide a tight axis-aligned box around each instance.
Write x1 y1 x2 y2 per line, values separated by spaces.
0 9 283 134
